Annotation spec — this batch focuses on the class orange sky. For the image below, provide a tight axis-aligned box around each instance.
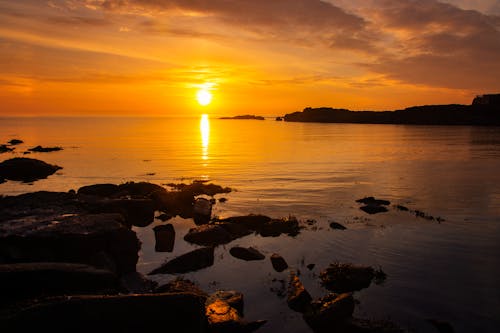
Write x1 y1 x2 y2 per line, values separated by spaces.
1 0 499 116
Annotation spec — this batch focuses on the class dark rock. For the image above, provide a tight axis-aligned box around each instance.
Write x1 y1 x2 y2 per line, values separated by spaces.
427 319 455 333
84 198 155 227
307 264 315 271
219 197 228 203
218 222 253 240
348 318 406 333
8 139 23 145
155 278 207 298
0 262 118 302
270 253 288 272
356 197 391 206
259 217 300 237
207 290 244 316
153 224 175 252
119 271 157 294
28 145 63 153
77 184 120 197
3 292 207 333
184 224 233 246
219 115 265 120
394 205 409 211
229 246 265 261
0 177 5 184
0 158 62 182
206 298 266 333
320 263 382 293
287 271 312 313
360 204 388 214
148 247 214 275
167 180 232 197
157 213 173 221
118 181 167 198
0 213 140 275
217 214 271 230
303 293 355 332
329 221 347 230
275 117 283 121
1 144 14 153
193 197 212 225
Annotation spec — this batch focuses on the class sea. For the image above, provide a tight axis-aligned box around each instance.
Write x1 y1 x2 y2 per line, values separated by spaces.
1 115 499 332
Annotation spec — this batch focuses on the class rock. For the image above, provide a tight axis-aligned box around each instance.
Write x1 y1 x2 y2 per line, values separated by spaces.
360 204 388 214
320 263 382 293
0 213 140 275
427 319 455 333
259 217 300 237
348 318 406 333
3 292 207 333
219 197 228 203
329 222 347 230
167 181 232 197
84 198 155 227
206 298 266 333
153 224 175 252
119 271 157 294
157 213 173 221
287 272 312 313
216 215 271 230
0 177 5 184
218 222 253 240
395 204 409 211
148 247 214 275
7 139 23 145
0 262 118 302
307 264 315 271
118 181 167 198
184 224 233 246
155 278 207 298
28 145 63 152
0 158 62 182
77 184 120 197
303 293 355 332
193 198 212 225
270 253 288 272
207 290 244 316
0 144 14 153
356 197 391 206
229 247 265 261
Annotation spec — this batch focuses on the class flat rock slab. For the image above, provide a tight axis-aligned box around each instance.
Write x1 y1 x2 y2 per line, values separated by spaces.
0 213 140 275
2 292 207 333
0 158 62 182
320 263 380 293
149 247 214 275
184 224 233 246
229 247 265 261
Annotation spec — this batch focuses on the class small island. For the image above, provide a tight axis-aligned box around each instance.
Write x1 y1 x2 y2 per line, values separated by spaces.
219 115 265 120
283 94 500 126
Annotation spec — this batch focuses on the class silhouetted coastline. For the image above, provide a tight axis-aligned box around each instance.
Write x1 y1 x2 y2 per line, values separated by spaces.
284 94 500 125
220 115 265 120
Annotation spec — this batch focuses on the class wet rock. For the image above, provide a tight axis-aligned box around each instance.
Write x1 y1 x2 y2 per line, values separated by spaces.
360 205 388 214
0 262 118 302
428 319 455 333
167 180 232 197
348 318 406 333
216 214 271 230
148 246 214 275
287 272 312 313
77 184 120 197
84 198 155 227
303 293 355 332
219 197 228 203
307 264 315 271
119 271 157 294
157 212 173 221
153 224 175 252
356 197 391 206
270 253 288 272
259 217 300 237
193 197 212 225
3 292 207 333
155 277 207 298
28 145 63 153
218 222 253 240
206 298 266 333
0 158 62 182
394 204 409 211
229 246 265 261
8 139 23 145
184 224 233 246
118 181 167 198
319 263 385 293
207 290 244 316
1 144 14 153
329 221 347 230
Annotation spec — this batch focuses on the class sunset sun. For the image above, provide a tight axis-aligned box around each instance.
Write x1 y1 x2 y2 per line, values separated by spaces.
196 89 212 106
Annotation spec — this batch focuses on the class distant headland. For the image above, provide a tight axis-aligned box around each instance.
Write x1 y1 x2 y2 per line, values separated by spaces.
284 94 500 126
220 115 265 120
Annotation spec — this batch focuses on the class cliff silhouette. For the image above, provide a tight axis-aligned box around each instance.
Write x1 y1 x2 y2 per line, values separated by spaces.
284 94 500 126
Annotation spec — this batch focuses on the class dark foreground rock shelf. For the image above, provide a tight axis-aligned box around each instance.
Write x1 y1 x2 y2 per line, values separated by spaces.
0 157 62 182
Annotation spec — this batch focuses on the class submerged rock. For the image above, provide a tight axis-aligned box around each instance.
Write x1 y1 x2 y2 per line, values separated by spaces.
329 222 347 230
229 246 265 261
287 272 312 313
28 145 63 153
270 253 288 272
319 263 386 293
184 224 233 246
7 139 23 145
148 247 214 275
303 293 355 332
153 224 175 252
0 158 62 182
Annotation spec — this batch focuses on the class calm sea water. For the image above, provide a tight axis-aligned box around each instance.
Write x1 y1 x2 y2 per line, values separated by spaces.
1 116 499 332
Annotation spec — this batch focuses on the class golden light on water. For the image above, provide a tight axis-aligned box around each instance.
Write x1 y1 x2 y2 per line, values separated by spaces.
200 114 210 160
196 89 213 106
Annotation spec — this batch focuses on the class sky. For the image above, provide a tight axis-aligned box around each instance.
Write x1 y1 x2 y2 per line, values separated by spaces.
1 0 499 116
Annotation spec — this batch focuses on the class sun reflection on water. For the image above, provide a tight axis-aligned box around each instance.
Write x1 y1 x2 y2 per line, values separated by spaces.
200 114 210 160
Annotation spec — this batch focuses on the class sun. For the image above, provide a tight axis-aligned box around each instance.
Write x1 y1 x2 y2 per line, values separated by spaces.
196 89 212 106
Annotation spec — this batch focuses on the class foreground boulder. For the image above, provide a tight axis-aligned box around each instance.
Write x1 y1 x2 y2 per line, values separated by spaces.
303 293 355 332
2 292 207 333
0 213 140 275
319 263 386 293
193 198 212 225
287 272 312 313
148 247 214 275
270 253 288 272
206 296 266 333
207 291 244 316
184 224 233 246
229 247 265 261
258 217 300 237
0 158 61 182
153 224 175 252
0 262 118 302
